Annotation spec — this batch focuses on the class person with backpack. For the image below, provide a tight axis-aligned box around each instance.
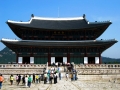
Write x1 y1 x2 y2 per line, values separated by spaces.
0 74 4 89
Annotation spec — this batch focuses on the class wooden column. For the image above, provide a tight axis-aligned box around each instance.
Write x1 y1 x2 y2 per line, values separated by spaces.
67 47 70 63
67 53 70 63
99 46 102 64
16 53 18 64
85 47 87 57
99 53 102 64
48 48 51 66
30 47 32 57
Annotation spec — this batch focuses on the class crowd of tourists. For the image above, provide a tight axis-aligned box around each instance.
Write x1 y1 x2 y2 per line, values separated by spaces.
0 63 77 89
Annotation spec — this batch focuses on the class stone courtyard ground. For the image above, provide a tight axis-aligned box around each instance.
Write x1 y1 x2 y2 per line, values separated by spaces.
1 77 120 90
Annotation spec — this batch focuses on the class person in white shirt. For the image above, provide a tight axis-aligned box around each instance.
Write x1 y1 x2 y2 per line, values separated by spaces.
25 75 28 87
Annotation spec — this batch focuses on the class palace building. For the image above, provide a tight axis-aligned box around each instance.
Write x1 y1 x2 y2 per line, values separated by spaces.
1 14 117 65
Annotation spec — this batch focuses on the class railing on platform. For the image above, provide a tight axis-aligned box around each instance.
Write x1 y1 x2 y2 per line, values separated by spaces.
0 64 47 75
0 64 120 69
0 64 47 68
75 64 120 69
74 64 120 75
0 64 120 75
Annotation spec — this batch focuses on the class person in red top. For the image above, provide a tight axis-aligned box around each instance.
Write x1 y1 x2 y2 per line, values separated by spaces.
0 74 4 89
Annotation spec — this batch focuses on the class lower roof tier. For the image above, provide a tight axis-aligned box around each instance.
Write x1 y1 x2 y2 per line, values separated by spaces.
1 38 117 53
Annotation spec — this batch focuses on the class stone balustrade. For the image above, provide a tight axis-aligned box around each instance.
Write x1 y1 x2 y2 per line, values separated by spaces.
75 64 120 75
75 64 120 69
0 69 44 75
0 64 47 68
1 64 120 75
0 64 47 75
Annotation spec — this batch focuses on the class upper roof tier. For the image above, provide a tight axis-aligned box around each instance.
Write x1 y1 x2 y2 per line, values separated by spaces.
7 14 111 30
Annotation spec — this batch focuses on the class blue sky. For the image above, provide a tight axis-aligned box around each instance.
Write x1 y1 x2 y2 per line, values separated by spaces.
0 0 120 58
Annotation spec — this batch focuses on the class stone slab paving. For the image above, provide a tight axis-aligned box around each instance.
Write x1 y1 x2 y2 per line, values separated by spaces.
2 81 50 90
49 79 79 90
1 78 79 90
1 78 120 90
72 80 120 90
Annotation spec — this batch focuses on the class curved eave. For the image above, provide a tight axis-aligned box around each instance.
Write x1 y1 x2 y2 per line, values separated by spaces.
95 23 111 39
1 39 117 53
1 38 117 47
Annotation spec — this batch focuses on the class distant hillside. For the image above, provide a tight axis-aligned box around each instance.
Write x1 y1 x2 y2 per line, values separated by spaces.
0 47 16 64
102 57 120 64
0 47 120 64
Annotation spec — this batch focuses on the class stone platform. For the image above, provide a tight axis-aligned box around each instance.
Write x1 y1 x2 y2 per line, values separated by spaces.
1 64 120 90
1 76 120 90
